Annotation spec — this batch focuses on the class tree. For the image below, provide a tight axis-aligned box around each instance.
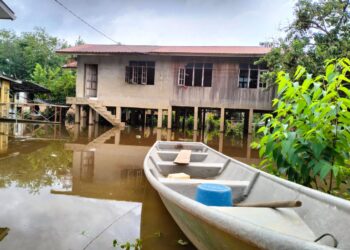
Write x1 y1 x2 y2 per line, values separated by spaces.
252 58 350 193
258 0 350 85
0 27 68 80
31 64 76 103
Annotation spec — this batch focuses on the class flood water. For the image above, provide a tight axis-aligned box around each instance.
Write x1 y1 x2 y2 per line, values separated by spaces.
0 122 259 250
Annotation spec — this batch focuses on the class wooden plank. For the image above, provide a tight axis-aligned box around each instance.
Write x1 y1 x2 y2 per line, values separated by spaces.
174 150 191 165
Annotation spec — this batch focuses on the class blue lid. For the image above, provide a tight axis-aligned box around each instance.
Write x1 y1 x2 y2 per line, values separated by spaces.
195 183 233 207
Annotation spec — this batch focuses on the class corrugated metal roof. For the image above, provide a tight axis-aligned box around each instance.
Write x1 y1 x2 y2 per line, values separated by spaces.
57 44 270 56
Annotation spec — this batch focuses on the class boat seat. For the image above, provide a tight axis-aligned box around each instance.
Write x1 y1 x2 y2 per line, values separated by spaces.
157 151 208 162
213 207 316 241
160 178 249 200
155 161 227 178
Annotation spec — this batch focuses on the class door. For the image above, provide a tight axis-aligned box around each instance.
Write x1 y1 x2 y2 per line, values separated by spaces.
84 64 98 98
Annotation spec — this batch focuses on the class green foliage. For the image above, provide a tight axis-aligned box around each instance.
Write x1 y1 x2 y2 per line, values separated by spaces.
258 0 350 85
31 63 76 103
205 113 220 131
252 58 350 192
112 238 142 249
0 27 68 80
225 120 243 139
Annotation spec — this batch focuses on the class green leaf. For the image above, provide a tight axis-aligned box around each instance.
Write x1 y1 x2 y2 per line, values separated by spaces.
319 161 332 180
294 65 306 80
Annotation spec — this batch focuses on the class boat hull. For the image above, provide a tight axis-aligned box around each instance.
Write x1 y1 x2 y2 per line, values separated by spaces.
160 195 260 250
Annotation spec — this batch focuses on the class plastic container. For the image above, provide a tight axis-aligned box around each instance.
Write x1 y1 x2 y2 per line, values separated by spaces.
195 183 233 206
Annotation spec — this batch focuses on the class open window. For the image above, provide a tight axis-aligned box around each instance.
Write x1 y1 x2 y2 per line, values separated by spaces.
238 64 267 89
125 61 155 85
178 63 213 87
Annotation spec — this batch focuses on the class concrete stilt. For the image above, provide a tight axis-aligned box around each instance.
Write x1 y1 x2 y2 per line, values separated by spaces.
219 132 224 152
88 108 94 125
248 108 254 134
75 105 80 124
114 129 121 145
194 106 198 131
116 106 122 122
157 109 163 128
156 128 162 141
167 107 172 129
220 107 225 132
94 110 99 123
80 105 84 124
246 134 252 159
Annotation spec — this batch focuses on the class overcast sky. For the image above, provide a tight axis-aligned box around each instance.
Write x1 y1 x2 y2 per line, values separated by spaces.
1 0 296 46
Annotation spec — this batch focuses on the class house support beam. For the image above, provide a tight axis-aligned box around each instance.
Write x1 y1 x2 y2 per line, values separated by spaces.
194 106 198 131
74 105 80 124
157 108 163 128
167 107 172 129
116 106 122 122
88 107 94 125
220 107 225 132
248 108 254 134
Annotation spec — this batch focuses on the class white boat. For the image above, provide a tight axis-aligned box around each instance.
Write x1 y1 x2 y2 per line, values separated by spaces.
143 141 350 250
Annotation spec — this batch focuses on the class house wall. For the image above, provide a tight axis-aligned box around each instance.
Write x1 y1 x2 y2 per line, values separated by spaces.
74 54 274 111
0 79 10 117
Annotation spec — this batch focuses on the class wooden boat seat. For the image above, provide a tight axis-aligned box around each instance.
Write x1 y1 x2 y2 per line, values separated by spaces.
158 151 208 162
213 207 316 241
174 150 192 165
160 178 249 200
155 161 226 178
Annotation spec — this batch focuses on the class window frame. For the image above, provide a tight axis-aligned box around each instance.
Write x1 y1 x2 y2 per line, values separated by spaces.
238 64 267 89
125 61 155 85
178 62 213 87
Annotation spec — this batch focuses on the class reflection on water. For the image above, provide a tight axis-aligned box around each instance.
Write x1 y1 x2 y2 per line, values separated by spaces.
0 122 259 250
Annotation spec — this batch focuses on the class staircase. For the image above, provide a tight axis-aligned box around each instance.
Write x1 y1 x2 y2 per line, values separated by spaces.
89 102 124 127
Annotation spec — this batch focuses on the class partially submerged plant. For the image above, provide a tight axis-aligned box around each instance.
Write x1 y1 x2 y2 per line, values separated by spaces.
252 58 350 193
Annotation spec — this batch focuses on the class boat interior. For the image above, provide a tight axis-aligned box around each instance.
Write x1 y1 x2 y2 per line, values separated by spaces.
147 141 350 249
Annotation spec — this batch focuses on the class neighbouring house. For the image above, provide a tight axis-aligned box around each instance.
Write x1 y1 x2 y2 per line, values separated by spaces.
57 44 273 133
0 0 15 20
0 75 51 119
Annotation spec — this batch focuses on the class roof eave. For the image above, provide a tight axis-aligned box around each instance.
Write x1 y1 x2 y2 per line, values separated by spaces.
56 51 268 58
0 0 16 20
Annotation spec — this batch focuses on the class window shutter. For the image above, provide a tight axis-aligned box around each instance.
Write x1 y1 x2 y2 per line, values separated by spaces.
141 66 147 85
178 68 185 86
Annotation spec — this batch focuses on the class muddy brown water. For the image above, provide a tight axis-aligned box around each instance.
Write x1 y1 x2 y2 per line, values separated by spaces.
0 122 259 250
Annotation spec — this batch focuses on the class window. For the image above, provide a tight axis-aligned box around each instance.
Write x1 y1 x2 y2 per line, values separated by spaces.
125 61 155 85
179 63 213 87
238 64 267 89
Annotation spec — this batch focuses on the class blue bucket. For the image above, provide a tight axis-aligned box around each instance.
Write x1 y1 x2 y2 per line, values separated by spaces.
195 183 233 206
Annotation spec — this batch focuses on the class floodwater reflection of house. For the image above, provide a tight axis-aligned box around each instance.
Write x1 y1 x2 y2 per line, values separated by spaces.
58 44 273 133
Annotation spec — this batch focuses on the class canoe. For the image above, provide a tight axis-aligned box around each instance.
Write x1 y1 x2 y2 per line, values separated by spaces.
143 141 350 250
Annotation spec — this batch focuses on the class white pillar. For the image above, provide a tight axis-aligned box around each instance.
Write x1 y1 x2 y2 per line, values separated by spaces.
167 107 172 129
248 108 254 134
116 106 122 122
88 108 94 125
74 105 80 124
157 109 163 128
220 107 225 132
194 106 198 131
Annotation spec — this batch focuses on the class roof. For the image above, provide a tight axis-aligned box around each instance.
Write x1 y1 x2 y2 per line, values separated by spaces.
0 75 50 94
0 0 15 20
57 44 271 57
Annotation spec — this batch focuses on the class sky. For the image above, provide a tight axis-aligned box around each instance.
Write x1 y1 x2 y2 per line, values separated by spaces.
1 0 296 46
